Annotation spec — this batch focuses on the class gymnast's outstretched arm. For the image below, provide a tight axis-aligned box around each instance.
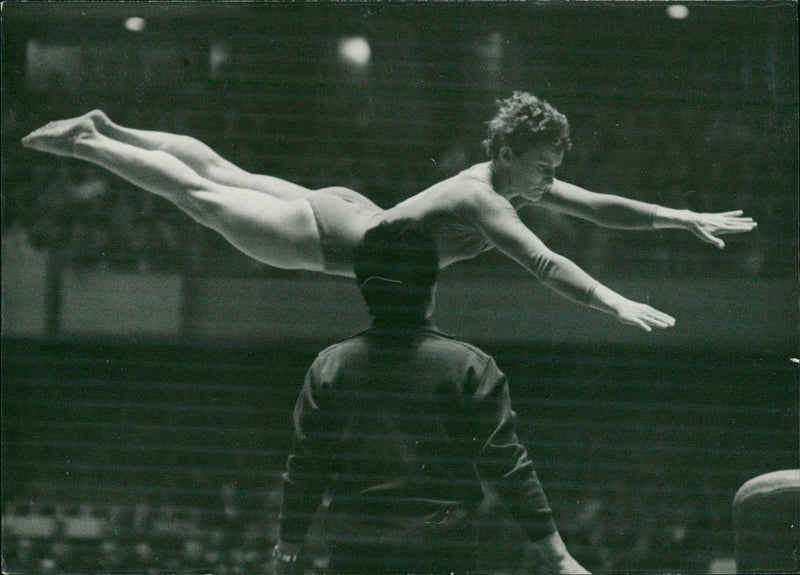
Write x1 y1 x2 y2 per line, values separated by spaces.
470 190 676 332
539 179 757 248
22 116 326 272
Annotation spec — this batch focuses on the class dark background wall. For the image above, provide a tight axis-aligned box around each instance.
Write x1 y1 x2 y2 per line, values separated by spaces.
1 2 797 573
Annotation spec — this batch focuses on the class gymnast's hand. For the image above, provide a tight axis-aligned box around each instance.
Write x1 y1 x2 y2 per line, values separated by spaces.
683 209 757 249
615 299 676 332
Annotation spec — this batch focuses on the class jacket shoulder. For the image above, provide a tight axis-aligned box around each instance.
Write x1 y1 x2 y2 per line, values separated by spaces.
314 329 494 363
313 335 367 361
424 329 493 359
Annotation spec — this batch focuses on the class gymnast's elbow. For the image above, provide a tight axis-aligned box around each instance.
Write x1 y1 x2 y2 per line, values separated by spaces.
523 251 560 280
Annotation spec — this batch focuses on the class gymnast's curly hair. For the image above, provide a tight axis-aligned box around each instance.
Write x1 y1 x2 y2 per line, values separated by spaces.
482 91 572 160
353 219 438 324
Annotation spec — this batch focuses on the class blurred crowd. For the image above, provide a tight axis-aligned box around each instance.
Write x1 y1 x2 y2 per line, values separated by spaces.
2 477 730 574
3 481 283 575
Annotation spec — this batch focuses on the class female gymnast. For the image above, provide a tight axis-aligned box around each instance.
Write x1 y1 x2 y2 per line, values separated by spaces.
22 92 756 332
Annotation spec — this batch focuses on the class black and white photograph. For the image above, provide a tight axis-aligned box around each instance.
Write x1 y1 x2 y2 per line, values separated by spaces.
2 1 798 574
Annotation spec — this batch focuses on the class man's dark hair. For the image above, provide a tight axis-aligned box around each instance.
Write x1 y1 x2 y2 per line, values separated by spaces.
353 219 439 323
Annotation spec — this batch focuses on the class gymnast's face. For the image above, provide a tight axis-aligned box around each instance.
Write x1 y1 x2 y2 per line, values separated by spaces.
500 143 564 201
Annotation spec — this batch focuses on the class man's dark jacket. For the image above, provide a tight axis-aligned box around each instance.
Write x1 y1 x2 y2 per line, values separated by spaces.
279 320 556 573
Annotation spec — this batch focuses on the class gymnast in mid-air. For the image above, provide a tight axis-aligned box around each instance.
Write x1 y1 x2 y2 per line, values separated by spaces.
22 91 756 331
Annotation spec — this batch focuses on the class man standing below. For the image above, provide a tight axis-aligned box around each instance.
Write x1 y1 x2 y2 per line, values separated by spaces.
274 219 589 574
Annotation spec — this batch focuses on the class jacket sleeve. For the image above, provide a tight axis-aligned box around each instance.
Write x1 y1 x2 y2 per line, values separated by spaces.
278 363 331 545
469 357 558 542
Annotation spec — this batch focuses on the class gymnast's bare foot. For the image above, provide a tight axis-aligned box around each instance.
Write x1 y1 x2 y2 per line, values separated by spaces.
22 114 100 157
82 109 113 132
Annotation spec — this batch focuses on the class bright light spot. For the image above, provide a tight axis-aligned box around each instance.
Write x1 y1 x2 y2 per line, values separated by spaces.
338 36 371 68
209 41 230 78
124 17 147 32
478 32 504 77
666 5 689 19
479 32 504 61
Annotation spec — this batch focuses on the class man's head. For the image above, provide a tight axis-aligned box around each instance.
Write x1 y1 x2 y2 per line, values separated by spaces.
353 219 439 324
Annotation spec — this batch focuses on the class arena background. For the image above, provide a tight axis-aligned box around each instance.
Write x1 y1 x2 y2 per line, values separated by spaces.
1 2 797 573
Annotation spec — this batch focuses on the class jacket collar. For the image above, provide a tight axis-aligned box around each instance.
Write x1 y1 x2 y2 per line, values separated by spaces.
361 317 442 339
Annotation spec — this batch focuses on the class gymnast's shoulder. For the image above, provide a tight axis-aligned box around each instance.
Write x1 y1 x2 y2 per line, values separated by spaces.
435 162 508 213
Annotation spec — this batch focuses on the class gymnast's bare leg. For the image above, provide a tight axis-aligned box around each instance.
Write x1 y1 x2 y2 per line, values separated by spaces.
22 115 326 273
50 110 313 201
